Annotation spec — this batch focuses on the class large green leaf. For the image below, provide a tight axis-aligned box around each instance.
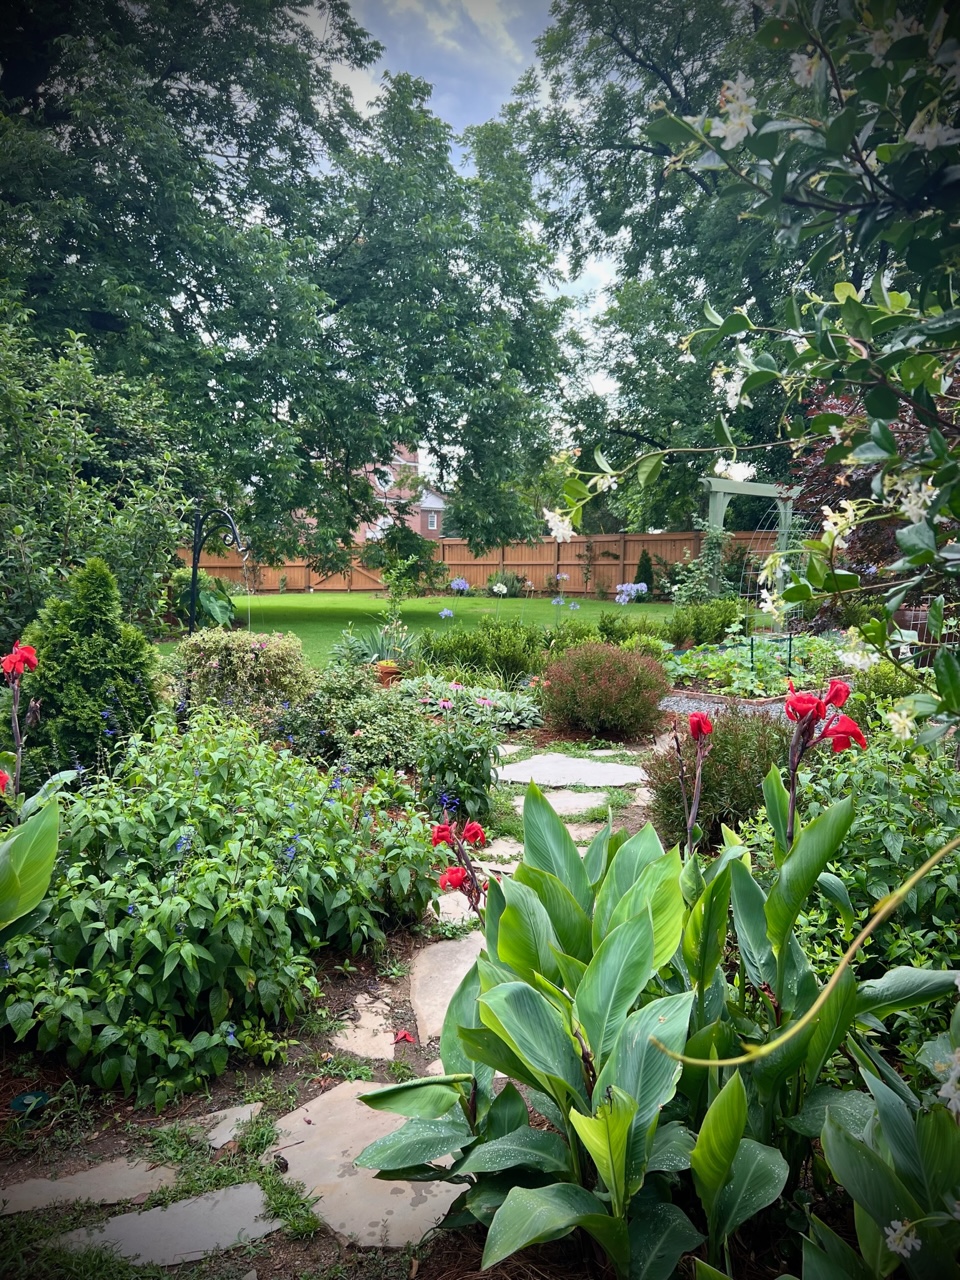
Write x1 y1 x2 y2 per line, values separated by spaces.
595 992 695 1135
628 1203 704 1280
682 865 731 997
917 1105 960 1209
484 876 506 957
713 1138 788 1240
553 949 587 995
582 821 611 887
483 1184 628 1273
441 961 486 1077
457 1026 542 1092
568 1085 636 1217
485 1083 529 1140
821 1110 925 1230
607 846 683 969
764 797 854 962
730 860 776 991
355 1113 475 1170
805 1216 874 1280
856 967 960 1019
0 801 60 929
478 981 588 1110
496 878 562 985
522 783 592 912
574 909 655 1068
455 1126 572 1176
360 1076 470 1119
786 1086 874 1139
593 825 666 941
646 1121 695 1173
514 864 592 964
762 765 790 865
690 1071 746 1221
863 1074 924 1195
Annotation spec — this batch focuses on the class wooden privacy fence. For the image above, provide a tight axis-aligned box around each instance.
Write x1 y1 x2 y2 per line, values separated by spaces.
182 530 777 595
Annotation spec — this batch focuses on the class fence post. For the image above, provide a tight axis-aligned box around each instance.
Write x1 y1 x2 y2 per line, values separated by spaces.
618 530 626 587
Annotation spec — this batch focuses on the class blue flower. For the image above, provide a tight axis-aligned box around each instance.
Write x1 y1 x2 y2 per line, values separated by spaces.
552 596 565 606
224 1022 238 1047
569 601 580 610
126 904 136 916
175 833 192 853
439 608 454 618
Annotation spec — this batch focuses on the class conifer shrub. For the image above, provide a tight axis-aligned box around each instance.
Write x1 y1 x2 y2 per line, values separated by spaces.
540 643 669 738
22 558 158 774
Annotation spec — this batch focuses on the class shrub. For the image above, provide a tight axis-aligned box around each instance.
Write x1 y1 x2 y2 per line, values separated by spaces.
543 617 602 655
416 618 544 686
417 720 500 821
621 632 671 661
171 628 314 711
485 570 526 597
851 657 931 722
665 599 742 647
396 675 542 731
338 689 426 777
596 610 666 645
0 710 437 1107
634 548 654 593
22 558 159 775
647 708 793 848
540 643 669 738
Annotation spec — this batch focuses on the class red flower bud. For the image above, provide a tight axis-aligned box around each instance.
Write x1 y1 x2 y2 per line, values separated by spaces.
689 712 713 740
824 679 851 709
439 866 468 891
431 824 454 848
0 769 9 795
462 821 486 846
821 714 867 753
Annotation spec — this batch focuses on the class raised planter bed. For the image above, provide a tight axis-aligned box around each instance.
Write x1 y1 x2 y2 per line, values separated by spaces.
667 687 786 709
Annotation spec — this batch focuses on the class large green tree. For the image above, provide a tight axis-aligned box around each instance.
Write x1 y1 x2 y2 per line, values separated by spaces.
1 2 567 564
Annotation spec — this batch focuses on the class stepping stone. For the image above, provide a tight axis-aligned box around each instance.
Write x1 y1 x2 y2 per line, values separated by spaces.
498 752 646 788
512 790 606 817
58 1182 279 1264
202 1102 264 1150
332 993 395 1059
410 932 484 1042
482 837 523 864
1 1158 176 1215
565 822 604 844
498 743 524 756
634 786 654 808
436 892 473 924
589 749 619 757
268 1081 460 1247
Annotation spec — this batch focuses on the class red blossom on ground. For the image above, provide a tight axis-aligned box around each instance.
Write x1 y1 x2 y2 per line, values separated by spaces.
393 1029 416 1044
439 866 468 891
689 712 713 740
461 821 486 846
2 641 38 679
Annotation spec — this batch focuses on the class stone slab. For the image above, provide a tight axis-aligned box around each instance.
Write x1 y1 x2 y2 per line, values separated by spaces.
332 993 395 1059
512 790 606 817
410 931 484 1042
437 892 473 924
497 743 524 756
1 1158 176 1216
57 1182 280 1264
482 837 523 864
269 1081 460 1247
498 752 646 788
565 822 605 845
204 1102 264 1150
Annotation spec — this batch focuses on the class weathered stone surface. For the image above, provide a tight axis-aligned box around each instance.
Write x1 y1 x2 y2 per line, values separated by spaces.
512 790 606 817
565 822 605 845
268 1081 460 1247
410 931 484 1042
498 752 646 788
483 837 523 864
57 1182 279 1264
332 992 395 1060
436 891 473 924
497 743 524 756
1 1158 176 1216
203 1102 264 1150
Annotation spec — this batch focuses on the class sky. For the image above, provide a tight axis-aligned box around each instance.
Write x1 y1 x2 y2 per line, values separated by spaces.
326 0 554 134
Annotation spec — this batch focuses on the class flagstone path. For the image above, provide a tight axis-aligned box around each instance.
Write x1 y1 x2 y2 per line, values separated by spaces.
3 745 656 1265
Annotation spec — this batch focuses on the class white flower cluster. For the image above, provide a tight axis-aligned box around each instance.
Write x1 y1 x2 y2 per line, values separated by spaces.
883 474 938 524
837 628 881 672
714 457 756 482
592 474 618 493
709 74 757 150
543 508 574 543
789 51 819 87
906 111 960 152
492 582 508 596
936 1047 960 1118
884 1220 922 1259
758 587 785 621
885 705 917 742
821 499 858 552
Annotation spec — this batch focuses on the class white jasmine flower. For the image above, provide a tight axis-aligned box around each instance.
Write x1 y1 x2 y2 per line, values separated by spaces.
710 75 757 150
906 114 960 151
885 475 938 524
593 474 618 493
890 10 921 41
790 52 819 87
758 552 783 589
714 457 756 482
884 1221 922 1258
758 588 785 622
543 508 574 543
868 30 893 65
885 707 916 741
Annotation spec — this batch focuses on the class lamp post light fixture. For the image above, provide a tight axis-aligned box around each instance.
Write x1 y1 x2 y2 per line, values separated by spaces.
188 505 250 634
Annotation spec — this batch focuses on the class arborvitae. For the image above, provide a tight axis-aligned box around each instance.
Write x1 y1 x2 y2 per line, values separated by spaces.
635 549 654 594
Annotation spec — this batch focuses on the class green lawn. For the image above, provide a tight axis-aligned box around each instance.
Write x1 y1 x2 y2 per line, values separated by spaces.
220 592 674 666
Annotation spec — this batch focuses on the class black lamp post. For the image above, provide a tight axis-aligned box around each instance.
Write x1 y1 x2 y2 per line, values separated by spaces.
188 505 250 634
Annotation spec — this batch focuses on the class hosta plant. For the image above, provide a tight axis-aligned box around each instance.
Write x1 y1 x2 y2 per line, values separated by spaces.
357 767 960 1276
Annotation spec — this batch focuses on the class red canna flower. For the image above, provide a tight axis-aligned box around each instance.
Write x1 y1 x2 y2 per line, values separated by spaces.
0 769 8 795
785 680 825 722
393 1029 415 1044
2 641 38 679
821 714 867 753
462 821 486 846
824 679 851 709
689 712 713 740
431 824 454 848
439 866 468 891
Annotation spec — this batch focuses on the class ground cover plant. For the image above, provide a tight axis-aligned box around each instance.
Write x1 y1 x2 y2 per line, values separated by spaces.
396 675 542 732
357 679 960 1278
0 709 437 1108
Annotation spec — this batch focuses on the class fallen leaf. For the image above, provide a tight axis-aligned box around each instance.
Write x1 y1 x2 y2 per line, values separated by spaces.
409 1260 419 1279
393 1029 416 1044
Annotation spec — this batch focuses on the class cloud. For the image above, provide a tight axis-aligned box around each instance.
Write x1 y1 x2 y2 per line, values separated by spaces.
331 62 386 116
376 0 524 64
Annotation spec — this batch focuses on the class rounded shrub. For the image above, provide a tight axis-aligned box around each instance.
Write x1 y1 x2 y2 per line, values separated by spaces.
646 708 793 849
540 643 669 738
851 658 932 723
22 557 159 774
171 628 314 711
